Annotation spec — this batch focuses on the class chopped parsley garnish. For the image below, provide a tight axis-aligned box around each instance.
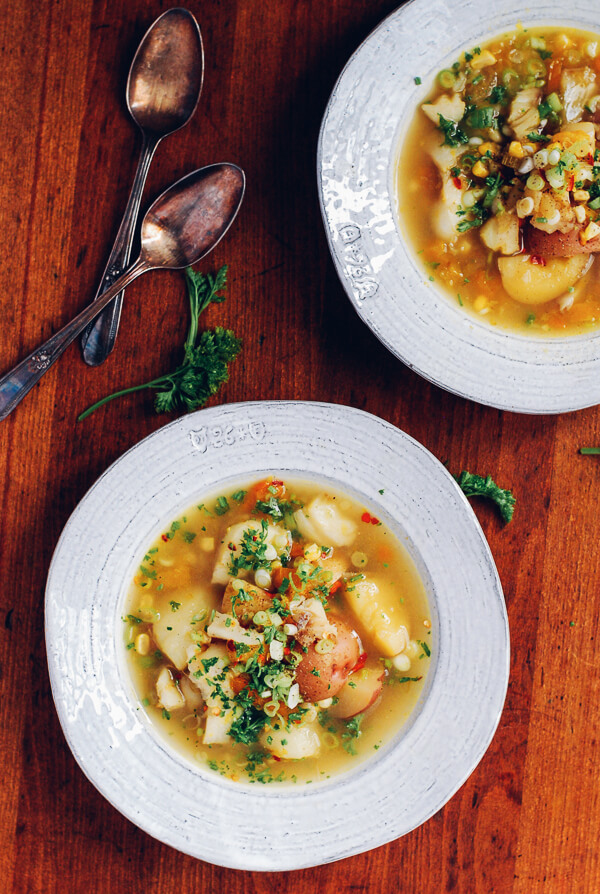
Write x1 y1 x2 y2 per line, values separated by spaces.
229 520 273 575
467 106 496 129
527 132 551 143
488 85 508 104
414 76 422 85
214 495 230 516
437 114 469 148
341 714 364 755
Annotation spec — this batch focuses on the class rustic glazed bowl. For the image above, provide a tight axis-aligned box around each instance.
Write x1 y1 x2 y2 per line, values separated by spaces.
318 0 600 414
46 402 508 869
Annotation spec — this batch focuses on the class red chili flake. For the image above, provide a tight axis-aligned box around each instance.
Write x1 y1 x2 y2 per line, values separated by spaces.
588 153 595 165
283 647 291 655
352 652 368 674
271 479 284 487
252 536 258 541
273 755 281 761
161 534 169 542
228 542 237 551
452 176 462 189
361 512 371 523
370 516 380 525
530 255 546 266
568 175 575 191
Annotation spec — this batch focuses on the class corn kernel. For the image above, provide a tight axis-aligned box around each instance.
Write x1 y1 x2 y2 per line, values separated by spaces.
581 221 600 244
200 536 214 552
135 633 150 656
508 141 524 158
473 295 488 312
478 141 498 156
472 160 489 178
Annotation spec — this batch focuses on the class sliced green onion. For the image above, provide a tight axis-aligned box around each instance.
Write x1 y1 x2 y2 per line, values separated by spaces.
437 69 456 89
526 172 545 191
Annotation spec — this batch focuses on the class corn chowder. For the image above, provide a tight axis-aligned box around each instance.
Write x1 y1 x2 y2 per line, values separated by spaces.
123 478 431 784
398 27 600 334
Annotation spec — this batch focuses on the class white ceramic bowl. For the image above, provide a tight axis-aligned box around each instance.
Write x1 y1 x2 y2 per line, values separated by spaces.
318 0 600 414
46 401 508 870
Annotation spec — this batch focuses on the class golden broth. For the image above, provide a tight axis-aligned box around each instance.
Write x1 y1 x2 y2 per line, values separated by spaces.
397 26 600 335
123 477 431 785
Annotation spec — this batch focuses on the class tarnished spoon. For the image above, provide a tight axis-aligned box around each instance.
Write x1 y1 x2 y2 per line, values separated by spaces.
0 164 245 421
81 8 204 366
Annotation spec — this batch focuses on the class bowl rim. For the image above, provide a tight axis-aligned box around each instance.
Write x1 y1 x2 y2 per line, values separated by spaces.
45 400 509 870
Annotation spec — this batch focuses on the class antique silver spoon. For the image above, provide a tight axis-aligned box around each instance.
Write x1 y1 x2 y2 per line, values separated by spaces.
81 8 204 366
0 164 245 421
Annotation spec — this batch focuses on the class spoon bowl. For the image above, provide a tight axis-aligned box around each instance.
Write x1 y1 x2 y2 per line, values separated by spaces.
141 165 245 268
0 163 245 421
128 8 203 135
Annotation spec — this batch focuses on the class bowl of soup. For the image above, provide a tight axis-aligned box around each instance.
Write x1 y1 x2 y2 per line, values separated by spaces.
318 0 600 413
46 401 508 869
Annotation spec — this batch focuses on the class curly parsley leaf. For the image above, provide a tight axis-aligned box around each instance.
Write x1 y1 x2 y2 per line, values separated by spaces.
437 114 469 148
78 265 241 420
455 471 516 523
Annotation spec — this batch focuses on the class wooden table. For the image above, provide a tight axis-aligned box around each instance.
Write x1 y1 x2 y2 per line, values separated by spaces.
2 1 599 890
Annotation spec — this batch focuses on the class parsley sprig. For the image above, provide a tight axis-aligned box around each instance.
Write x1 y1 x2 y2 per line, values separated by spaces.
78 266 241 420
455 471 516 523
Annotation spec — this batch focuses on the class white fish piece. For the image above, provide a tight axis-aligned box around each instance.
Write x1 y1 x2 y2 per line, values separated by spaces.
152 592 211 670
260 722 321 759
294 494 356 547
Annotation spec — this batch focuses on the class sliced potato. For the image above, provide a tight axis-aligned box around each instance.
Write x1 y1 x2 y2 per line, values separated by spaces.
222 579 273 625
330 661 384 719
480 212 520 255
498 253 591 305
342 576 409 657
294 615 360 702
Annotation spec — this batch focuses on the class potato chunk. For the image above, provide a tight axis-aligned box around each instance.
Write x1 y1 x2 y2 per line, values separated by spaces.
480 212 520 255
330 661 384 719
221 580 274 625
211 520 290 586
497 254 592 305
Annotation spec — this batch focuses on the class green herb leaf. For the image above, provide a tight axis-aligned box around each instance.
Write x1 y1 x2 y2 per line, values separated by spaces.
437 114 469 148
78 266 241 420
454 470 516 523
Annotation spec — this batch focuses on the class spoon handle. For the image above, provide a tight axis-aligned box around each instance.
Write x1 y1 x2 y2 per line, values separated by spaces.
80 132 160 366
0 259 149 422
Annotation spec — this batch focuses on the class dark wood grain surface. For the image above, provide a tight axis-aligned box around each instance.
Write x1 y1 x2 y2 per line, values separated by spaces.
1 1 600 891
